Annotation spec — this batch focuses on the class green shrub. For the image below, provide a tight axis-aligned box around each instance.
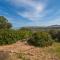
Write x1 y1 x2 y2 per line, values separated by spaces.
0 29 32 45
56 31 60 42
49 30 58 40
0 29 16 45
17 29 32 40
49 30 60 42
27 32 53 47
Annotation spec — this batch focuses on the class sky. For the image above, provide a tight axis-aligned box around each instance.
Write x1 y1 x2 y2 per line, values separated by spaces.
0 0 60 28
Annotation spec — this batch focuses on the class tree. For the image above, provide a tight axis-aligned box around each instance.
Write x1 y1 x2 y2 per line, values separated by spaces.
0 16 12 29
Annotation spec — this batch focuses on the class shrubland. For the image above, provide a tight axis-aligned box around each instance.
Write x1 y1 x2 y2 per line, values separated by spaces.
0 16 60 47
49 30 60 42
0 29 32 45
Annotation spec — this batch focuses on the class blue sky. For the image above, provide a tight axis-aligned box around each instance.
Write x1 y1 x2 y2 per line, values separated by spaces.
0 0 60 28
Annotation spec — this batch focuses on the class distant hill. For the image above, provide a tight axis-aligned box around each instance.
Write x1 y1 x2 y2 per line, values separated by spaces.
48 25 60 27
47 25 60 29
20 25 60 31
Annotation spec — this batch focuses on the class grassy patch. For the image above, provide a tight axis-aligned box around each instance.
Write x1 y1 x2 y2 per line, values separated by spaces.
47 42 60 58
52 43 60 57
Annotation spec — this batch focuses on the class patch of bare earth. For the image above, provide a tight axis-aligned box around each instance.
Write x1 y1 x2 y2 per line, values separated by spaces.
0 41 59 60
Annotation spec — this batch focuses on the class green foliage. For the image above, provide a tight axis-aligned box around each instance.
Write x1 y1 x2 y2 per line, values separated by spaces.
49 30 60 42
0 16 60 46
17 29 32 40
0 16 8 23
0 16 12 29
49 30 57 40
27 32 53 47
0 29 16 45
56 31 60 42
0 29 32 45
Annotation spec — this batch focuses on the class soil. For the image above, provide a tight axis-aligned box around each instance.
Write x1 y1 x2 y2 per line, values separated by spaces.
0 41 59 60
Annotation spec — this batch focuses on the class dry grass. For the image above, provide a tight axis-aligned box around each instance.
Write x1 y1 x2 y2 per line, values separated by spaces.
49 43 60 58
0 41 60 60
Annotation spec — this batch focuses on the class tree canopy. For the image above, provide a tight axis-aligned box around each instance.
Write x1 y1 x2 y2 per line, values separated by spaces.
0 16 12 29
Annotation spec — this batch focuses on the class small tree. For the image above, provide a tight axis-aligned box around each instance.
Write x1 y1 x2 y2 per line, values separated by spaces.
0 16 12 29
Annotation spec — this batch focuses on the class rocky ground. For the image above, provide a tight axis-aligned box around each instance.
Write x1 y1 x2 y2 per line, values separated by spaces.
0 41 59 60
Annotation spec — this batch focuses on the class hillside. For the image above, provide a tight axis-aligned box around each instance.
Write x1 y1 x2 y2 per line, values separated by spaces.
0 16 60 60
20 25 60 31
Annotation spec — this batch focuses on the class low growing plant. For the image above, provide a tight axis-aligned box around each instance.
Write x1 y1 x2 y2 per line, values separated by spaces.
27 32 53 47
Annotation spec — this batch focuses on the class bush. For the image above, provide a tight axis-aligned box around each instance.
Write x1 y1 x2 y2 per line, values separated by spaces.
0 29 32 45
49 30 60 42
49 30 58 40
27 32 53 47
56 31 60 42
0 29 17 45
17 29 32 41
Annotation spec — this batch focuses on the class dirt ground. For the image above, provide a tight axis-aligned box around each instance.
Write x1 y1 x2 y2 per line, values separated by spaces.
0 41 59 60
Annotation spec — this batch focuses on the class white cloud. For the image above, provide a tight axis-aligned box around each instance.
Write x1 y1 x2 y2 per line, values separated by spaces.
35 4 44 13
6 0 48 21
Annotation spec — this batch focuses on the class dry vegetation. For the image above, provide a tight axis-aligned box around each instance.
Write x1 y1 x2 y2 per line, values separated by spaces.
0 41 60 60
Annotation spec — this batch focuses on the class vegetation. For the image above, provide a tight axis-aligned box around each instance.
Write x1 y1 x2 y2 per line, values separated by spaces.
0 29 16 45
0 16 60 60
0 16 32 45
0 16 12 29
0 29 32 45
27 32 53 47
0 16 60 47
49 30 60 42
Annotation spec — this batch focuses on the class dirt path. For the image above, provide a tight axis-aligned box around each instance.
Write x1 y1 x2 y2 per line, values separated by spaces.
0 41 59 60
